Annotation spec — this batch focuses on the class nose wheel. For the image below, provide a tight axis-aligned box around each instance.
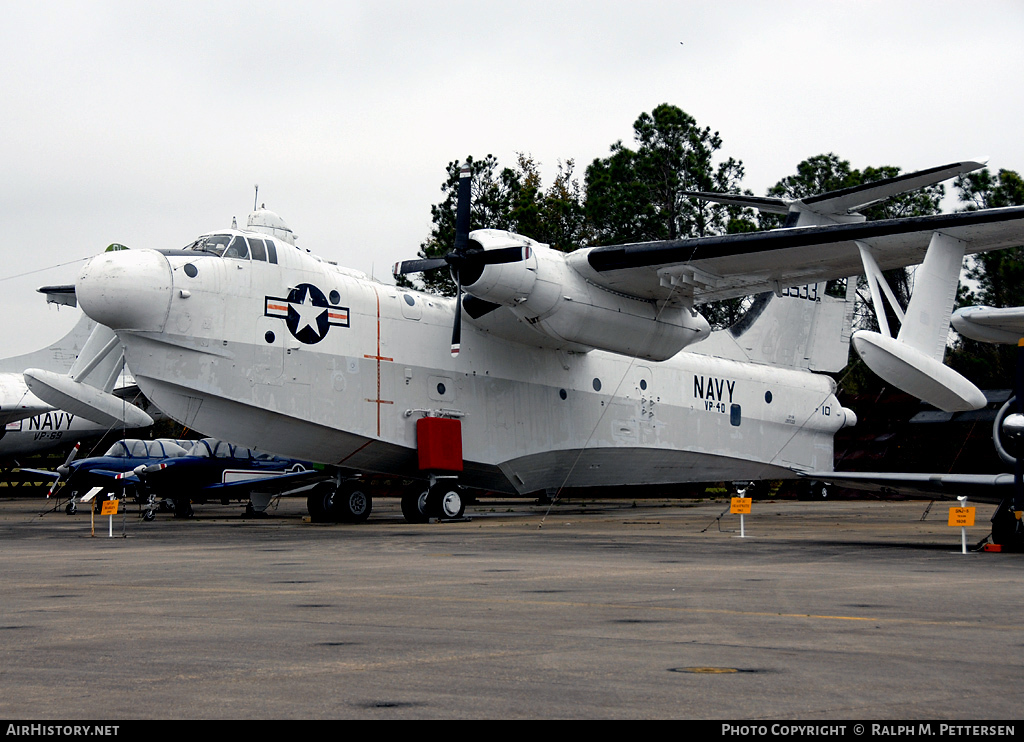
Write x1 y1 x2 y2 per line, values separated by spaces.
427 483 466 520
401 481 467 522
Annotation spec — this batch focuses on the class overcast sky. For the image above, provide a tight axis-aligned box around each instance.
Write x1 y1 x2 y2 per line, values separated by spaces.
2 1 1022 355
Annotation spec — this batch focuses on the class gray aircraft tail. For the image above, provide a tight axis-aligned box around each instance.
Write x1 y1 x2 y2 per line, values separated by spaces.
0 312 96 375
690 279 857 373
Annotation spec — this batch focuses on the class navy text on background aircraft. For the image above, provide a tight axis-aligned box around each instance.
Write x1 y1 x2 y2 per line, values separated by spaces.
67 161 1024 539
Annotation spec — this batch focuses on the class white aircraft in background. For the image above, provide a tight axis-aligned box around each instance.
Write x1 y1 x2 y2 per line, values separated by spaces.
0 311 94 428
952 305 1024 345
66 161 1024 545
0 285 154 470
0 410 135 460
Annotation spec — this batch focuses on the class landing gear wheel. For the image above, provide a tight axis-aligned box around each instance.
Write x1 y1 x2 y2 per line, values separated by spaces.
306 482 336 523
798 480 828 500
401 485 430 524
991 499 1024 551
143 509 155 522
427 483 465 520
334 483 372 523
173 498 194 518
65 501 77 515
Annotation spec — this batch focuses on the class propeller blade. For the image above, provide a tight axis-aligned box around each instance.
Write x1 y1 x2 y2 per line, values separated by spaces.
63 442 81 468
48 442 81 498
454 165 471 256
393 258 448 276
451 270 462 357
1015 339 1023 511
475 245 532 266
116 462 166 480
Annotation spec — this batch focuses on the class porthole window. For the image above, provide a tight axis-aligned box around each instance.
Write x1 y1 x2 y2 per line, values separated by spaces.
184 263 198 278
559 389 567 400
640 379 648 390
437 382 446 395
403 294 415 306
765 391 773 404
330 290 341 305
593 378 602 392
265 331 275 344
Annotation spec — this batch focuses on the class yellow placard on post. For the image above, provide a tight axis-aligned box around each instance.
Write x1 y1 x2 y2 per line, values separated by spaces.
731 497 752 515
100 499 119 516
948 507 975 527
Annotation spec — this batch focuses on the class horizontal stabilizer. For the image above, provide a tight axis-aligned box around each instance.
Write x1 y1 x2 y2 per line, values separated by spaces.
682 160 986 224
23 369 153 428
38 285 77 308
680 192 790 215
802 160 985 217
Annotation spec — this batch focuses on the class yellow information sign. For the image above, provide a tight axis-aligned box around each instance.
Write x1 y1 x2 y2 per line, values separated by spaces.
100 499 119 516
731 497 752 515
948 507 975 527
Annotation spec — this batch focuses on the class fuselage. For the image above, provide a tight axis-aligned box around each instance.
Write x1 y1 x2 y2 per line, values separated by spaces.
0 410 113 458
75 231 847 495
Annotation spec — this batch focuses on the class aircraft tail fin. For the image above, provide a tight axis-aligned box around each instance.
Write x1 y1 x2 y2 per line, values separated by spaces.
0 312 96 375
691 278 857 373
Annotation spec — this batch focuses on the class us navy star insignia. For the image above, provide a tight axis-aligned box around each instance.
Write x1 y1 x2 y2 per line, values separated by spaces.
265 283 349 344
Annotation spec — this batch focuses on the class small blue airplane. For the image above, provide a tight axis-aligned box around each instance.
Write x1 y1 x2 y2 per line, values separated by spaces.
33 438 338 519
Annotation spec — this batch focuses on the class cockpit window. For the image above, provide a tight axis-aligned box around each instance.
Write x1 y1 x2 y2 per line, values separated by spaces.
223 235 250 260
183 233 275 262
187 438 258 459
184 234 233 257
250 237 267 262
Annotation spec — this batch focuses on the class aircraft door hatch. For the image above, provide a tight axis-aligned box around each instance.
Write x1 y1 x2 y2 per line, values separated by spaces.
635 365 658 443
254 316 284 385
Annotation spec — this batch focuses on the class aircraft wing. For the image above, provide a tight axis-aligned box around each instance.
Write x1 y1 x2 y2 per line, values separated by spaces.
17 468 60 480
199 469 333 497
806 471 1015 504
571 207 1024 306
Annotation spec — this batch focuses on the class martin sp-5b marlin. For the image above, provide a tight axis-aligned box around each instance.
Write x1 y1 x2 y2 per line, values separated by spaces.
68 161 1024 537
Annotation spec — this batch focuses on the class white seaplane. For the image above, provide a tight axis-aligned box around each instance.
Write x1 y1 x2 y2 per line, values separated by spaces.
60 160 1024 541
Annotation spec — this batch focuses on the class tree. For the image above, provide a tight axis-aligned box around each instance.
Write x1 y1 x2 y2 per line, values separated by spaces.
406 155 523 295
509 154 591 253
406 154 590 295
945 168 1024 389
583 104 753 327
584 103 750 245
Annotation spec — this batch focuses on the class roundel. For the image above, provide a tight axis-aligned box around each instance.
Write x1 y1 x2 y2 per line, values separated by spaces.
286 284 331 344
264 283 349 345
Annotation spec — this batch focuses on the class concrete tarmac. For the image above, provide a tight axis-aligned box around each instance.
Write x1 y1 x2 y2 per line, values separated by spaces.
0 494 1020 720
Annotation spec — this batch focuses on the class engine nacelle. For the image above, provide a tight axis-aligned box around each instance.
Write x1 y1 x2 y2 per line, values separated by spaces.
462 230 710 361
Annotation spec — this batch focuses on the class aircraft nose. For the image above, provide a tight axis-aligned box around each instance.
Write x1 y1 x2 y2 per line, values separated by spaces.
77 248 173 332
